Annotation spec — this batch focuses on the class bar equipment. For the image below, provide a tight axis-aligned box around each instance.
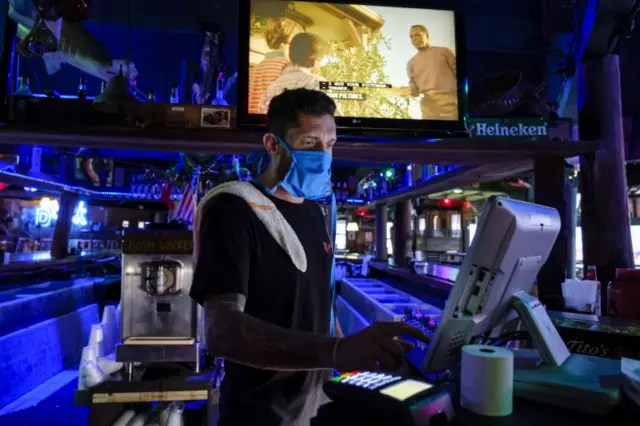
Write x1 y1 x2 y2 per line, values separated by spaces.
117 228 201 371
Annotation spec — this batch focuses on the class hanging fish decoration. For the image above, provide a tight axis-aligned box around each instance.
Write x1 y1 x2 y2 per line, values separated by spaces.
194 31 217 105
9 1 138 79
192 23 224 105
16 16 58 57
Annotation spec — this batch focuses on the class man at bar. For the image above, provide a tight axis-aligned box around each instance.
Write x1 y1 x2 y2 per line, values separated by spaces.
191 88 429 426
406 24 458 120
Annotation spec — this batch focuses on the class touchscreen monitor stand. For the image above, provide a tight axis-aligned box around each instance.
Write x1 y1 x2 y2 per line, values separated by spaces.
410 197 620 414
416 197 563 373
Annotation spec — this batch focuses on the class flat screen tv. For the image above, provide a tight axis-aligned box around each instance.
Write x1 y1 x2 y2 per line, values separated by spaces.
237 0 467 133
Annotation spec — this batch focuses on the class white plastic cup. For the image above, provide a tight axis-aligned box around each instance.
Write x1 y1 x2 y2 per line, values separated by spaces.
101 305 117 355
110 410 135 426
80 345 97 365
88 324 105 357
166 401 185 426
78 360 108 390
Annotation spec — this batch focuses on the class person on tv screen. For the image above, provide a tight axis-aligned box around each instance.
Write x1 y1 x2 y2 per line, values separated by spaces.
248 17 303 114
260 32 329 113
191 88 429 426
407 24 458 120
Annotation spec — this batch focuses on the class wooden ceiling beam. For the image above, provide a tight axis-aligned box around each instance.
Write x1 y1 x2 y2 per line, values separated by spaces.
0 126 599 165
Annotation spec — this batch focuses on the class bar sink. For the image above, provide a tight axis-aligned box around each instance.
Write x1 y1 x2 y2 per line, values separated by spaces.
385 303 442 317
371 294 412 303
15 281 76 295
340 276 443 324
0 294 20 303
358 288 397 295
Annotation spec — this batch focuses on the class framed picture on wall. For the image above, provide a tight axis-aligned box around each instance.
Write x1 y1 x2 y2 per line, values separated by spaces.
348 232 356 241
201 107 231 128
365 232 373 243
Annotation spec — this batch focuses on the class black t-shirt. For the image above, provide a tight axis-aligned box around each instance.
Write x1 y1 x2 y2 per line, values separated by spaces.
190 184 334 426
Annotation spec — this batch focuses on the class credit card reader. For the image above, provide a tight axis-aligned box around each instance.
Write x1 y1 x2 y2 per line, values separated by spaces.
323 371 455 426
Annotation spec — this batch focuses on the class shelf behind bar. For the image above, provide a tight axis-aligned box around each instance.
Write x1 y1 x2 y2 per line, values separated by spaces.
365 160 533 207
0 124 599 165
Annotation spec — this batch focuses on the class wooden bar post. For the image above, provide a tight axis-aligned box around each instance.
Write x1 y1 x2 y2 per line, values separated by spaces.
534 156 572 310
565 183 578 279
0 18 17 120
375 204 388 261
578 54 633 306
393 200 412 268
459 205 466 254
50 192 78 259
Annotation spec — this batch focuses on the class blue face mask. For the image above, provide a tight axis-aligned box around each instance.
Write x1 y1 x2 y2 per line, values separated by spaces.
272 136 333 200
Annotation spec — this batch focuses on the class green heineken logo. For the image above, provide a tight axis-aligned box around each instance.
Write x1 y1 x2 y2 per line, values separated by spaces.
469 118 548 139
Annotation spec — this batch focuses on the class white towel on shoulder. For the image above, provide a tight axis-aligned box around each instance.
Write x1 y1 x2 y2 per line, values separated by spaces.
193 181 307 272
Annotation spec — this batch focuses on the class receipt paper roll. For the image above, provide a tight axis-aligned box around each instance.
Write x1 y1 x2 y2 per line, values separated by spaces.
460 344 514 417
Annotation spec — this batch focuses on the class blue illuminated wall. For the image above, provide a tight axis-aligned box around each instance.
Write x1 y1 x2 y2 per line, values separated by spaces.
13 0 241 103
8 0 547 105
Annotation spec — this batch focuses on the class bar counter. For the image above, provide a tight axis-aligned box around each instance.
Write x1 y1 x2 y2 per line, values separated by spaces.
369 261 456 291
72 367 640 426
333 268 640 425
0 251 121 286
312 391 640 426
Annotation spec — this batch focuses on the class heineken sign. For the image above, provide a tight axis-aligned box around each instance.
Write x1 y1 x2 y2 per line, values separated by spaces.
469 118 549 139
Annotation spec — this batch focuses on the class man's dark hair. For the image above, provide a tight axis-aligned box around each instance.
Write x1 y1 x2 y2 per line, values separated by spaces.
289 33 327 68
266 88 336 137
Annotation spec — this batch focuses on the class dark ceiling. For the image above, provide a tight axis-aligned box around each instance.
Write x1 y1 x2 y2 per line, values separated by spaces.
2 0 639 160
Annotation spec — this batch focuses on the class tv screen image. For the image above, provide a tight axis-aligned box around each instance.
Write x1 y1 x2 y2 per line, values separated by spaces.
247 1 459 123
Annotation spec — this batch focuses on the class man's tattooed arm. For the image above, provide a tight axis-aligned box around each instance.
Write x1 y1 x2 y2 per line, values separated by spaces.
204 294 338 371
335 315 344 338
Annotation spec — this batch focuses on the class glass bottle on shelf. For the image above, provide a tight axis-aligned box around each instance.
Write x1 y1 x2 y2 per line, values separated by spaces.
14 76 33 96
77 77 87 100
169 84 180 104
148 89 156 102
211 71 228 106
130 75 137 95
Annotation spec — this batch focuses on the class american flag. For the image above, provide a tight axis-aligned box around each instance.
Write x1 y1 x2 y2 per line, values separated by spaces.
173 167 200 223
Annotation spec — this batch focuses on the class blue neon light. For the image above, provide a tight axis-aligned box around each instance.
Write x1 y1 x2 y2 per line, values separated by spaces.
35 200 88 227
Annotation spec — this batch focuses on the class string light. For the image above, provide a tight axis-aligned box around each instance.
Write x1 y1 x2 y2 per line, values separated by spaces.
568 169 580 180
2 169 365 206
180 152 221 173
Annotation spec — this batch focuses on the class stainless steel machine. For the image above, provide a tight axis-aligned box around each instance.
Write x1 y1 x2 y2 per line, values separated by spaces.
117 228 201 371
